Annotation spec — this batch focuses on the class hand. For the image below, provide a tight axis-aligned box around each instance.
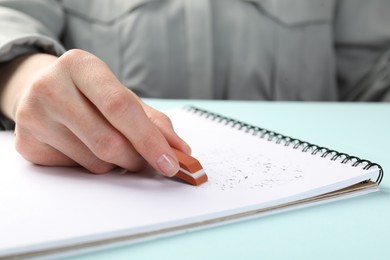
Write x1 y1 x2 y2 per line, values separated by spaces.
0 50 191 176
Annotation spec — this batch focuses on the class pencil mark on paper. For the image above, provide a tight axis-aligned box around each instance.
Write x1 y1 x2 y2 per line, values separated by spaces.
195 147 305 191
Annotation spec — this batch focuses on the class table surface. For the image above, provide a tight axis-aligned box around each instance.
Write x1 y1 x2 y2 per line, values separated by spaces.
33 99 390 259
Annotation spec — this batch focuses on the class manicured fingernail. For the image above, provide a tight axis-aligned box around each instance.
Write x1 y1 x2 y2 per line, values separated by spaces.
157 154 179 177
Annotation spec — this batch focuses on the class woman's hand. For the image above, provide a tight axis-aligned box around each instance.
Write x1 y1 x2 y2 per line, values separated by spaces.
0 49 190 176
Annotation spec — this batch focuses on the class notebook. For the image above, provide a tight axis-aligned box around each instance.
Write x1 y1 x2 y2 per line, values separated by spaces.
0 106 383 258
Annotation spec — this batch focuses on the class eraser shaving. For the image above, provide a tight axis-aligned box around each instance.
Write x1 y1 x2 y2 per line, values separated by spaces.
172 148 208 186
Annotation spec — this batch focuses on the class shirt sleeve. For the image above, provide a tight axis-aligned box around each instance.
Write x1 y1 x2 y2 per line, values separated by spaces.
335 0 390 101
0 0 66 130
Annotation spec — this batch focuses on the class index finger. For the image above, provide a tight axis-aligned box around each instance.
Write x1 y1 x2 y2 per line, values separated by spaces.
62 50 180 177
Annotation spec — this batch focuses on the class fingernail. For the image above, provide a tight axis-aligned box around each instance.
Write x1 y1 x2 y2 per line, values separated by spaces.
157 154 179 177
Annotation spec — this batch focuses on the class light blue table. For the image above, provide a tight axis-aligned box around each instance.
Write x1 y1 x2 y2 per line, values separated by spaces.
67 99 390 260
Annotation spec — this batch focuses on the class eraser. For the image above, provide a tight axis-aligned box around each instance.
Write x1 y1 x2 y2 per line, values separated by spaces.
172 148 208 186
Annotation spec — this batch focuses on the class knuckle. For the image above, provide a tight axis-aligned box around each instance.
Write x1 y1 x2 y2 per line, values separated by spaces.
15 106 48 140
149 111 173 128
14 106 44 136
15 91 52 133
92 133 125 162
60 49 108 72
139 131 160 152
61 49 91 64
29 70 56 99
157 112 173 126
102 91 130 118
14 104 33 126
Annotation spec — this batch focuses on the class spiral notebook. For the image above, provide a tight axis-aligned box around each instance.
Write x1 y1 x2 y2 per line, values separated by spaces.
0 106 384 258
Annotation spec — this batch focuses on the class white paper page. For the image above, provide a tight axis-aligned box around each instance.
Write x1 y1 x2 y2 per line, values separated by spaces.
0 108 380 256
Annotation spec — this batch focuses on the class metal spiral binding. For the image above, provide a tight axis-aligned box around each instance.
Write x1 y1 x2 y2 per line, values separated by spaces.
185 106 384 184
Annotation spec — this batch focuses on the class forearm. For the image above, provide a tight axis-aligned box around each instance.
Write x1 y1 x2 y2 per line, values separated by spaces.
0 53 58 120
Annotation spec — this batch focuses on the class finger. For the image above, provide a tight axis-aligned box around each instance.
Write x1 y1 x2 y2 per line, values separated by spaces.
62 50 180 177
15 125 77 167
59 90 148 172
37 123 116 174
141 102 192 155
49 126 115 174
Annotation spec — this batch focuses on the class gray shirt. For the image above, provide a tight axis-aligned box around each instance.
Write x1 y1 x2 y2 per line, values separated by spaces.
1 0 390 129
